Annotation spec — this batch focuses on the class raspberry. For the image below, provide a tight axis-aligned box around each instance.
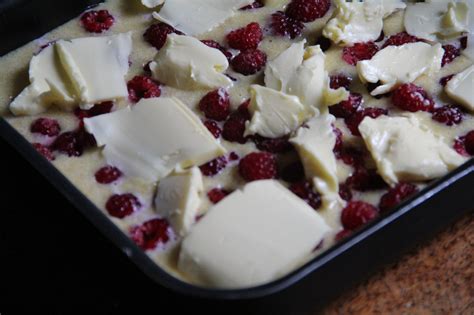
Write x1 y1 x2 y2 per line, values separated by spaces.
280 161 305 183
338 147 364 167
106 194 141 219
286 0 331 22
431 105 463 126
231 49 267 75
289 180 322 210
203 120 222 138
32 143 55 161
240 0 264 10
341 201 378 230
252 135 292 153
127 75 161 103
229 152 240 161
270 11 305 39
439 74 455 87
442 44 461 67
346 167 387 191
345 107 387 136
207 188 230 204
51 131 84 157
95 166 122 184
456 131 474 156
329 93 363 119
239 152 277 182
342 42 379 66
391 83 434 113
379 183 419 212
144 22 182 50
223 101 251 144
80 10 114 33
453 137 468 156
74 102 114 121
130 218 170 250
339 183 352 202
199 89 231 121
382 32 420 48
201 40 232 60
333 127 343 155
335 229 352 241
30 118 61 137
330 74 353 90
226 22 263 50
199 156 228 177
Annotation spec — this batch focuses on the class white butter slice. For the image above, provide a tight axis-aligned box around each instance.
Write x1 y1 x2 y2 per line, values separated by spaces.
141 0 164 8
357 42 444 96
178 180 331 289
404 1 469 42
290 114 338 195
245 85 314 139
150 34 232 90
84 97 226 182
323 0 405 46
155 167 203 236
264 41 348 110
445 65 474 112
56 32 132 107
359 115 466 186
153 0 254 36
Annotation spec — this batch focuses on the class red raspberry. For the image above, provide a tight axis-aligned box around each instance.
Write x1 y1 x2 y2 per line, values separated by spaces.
339 183 352 202
203 120 222 138
240 0 264 10
51 131 84 157
32 143 55 161
252 135 292 153
201 40 232 60
95 166 122 184
207 188 230 204
456 131 474 156
223 101 251 144
144 22 182 50
346 167 387 191
271 11 305 39
442 44 461 67
106 193 141 219
333 127 343 155
286 0 331 22
382 32 420 48
439 74 455 87
226 22 263 50
329 93 363 119
239 152 277 182
280 161 305 183
329 74 353 90
199 89 231 121
74 102 114 121
30 118 61 137
289 180 322 210
231 49 267 75
379 183 419 212
199 156 228 177
341 201 378 230
229 152 240 161
80 10 114 33
431 105 463 126
342 42 379 66
335 229 352 241
345 107 388 136
391 83 434 113
338 147 364 167
127 76 161 103
130 218 170 250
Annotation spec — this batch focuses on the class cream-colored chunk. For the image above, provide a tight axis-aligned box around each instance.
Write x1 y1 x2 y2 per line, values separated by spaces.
84 97 226 182
359 115 466 186
155 167 204 236
178 180 331 289
245 85 314 138
153 0 254 35
141 0 164 8
150 34 232 90
357 42 444 95
445 65 474 112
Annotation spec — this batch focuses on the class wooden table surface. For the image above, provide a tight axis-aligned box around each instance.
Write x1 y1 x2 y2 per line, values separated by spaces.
319 212 474 315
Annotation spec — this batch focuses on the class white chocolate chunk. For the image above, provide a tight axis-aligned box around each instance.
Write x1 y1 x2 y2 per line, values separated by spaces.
245 85 314 138
150 34 232 90
357 42 444 95
290 114 338 195
445 65 474 112
153 0 254 36
56 32 132 107
178 180 331 289
404 1 469 42
84 97 226 182
359 115 466 186
155 167 204 236
141 0 164 8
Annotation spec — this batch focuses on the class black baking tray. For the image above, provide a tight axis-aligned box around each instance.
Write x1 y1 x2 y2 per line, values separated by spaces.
1 0 473 313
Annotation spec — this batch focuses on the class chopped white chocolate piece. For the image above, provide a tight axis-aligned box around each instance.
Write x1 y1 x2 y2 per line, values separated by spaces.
178 180 331 289
141 0 164 8
445 65 474 112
